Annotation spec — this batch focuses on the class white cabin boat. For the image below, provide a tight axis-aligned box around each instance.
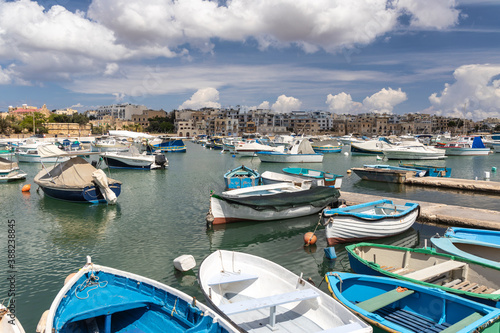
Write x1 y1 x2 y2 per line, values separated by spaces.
256 139 323 163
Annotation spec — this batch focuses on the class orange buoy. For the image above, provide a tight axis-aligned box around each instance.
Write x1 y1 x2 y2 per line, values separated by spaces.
22 184 31 192
304 232 317 245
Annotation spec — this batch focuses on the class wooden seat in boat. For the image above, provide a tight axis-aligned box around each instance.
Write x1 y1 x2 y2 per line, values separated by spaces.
403 261 466 281
440 312 482 333
207 272 258 286
357 288 414 313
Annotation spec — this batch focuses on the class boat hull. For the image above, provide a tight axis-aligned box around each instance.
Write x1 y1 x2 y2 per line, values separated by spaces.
102 155 159 169
431 237 500 268
312 145 342 153
352 167 416 183
322 200 419 245
0 171 27 182
39 183 122 203
150 139 186 153
444 148 491 156
223 165 260 190
257 152 324 163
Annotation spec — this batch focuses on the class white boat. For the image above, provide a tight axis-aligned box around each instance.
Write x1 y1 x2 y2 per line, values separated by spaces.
350 138 393 155
101 146 168 170
0 155 27 182
321 199 420 246
1 303 25 333
198 250 372 333
256 139 323 163
36 256 239 333
17 146 71 163
339 134 365 145
234 139 284 156
383 143 446 160
437 136 491 156
260 170 313 186
91 136 131 152
208 182 339 225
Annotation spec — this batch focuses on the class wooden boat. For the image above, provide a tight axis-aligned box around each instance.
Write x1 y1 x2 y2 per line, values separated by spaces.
1 302 26 333
445 227 500 245
256 139 323 163
321 199 420 246
346 242 500 307
223 165 260 190
34 146 121 204
260 170 312 187
36 257 239 333
351 166 417 183
431 236 500 268
398 162 451 177
310 139 342 153
282 167 343 189
198 250 372 332
326 272 500 333
363 165 426 177
208 183 340 224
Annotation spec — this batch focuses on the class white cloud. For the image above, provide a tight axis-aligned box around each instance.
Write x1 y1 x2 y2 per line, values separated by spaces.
104 63 120 76
258 101 271 110
326 88 407 114
396 0 460 30
0 66 12 84
179 88 221 110
429 64 500 120
271 95 302 113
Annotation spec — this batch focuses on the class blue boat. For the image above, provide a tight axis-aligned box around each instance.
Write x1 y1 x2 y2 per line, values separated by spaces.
38 257 239 333
282 167 343 188
445 227 500 245
326 272 500 333
364 164 427 177
398 162 452 177
223 165 260 190
431 235 500 268
149 136 187 153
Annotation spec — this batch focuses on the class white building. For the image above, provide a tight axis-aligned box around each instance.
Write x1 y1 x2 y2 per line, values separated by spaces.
92 103 147 120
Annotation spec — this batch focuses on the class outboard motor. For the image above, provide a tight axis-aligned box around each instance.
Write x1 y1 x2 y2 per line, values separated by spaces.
155 153 167 166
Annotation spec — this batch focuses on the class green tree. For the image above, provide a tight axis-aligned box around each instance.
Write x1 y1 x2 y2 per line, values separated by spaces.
19 113 47 133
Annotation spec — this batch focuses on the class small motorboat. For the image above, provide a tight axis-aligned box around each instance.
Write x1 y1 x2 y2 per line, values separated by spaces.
223 165 260 190
0 157 27 182
198 250 372 332
101 146 167 170
346 242 500 308
437 136 491 156
321 199 420 246
256 139 324 163
282 167 343 189
431 235 500 269
382 143 446 160
326 272 500 333
207 182 340 225
36 257 239 333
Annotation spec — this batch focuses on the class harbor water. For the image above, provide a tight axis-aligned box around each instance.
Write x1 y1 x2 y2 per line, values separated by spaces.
1 141 500 331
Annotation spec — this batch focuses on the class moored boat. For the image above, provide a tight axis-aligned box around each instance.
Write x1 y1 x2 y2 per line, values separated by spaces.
445 227 500 245
326 272 500 333
346 242 500 307
383 144 446 160
282 167 343 189
398 162 451 177
208 183 340 224
437 136 491 156
198 250 372 333
350 138 393 156
101 146 167 170
310 138 342 153
233 139 284 156
260 170 313 187
256 139 323 163
351 166 417 183
223 165 260 190
321 199 420 245
148 136 187 152
0 156 27 182
1 302 26 333
363 164 426 177
36 257 239 333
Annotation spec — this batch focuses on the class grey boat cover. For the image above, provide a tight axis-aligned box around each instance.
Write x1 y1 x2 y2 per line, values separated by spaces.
289 139 316 154
34 157 121 189
0 157 18 170
213 186 340 211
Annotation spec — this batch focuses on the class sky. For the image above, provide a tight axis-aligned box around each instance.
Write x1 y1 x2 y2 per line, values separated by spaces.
0 0 500 121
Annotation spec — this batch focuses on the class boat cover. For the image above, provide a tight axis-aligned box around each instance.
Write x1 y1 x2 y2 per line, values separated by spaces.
214 186 339 211
38 144 68 158
0 157 18 170
289 139 316 154
472 136 486 148
34 157 121 189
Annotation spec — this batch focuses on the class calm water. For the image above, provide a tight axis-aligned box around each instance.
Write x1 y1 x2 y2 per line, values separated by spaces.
1 141 499 331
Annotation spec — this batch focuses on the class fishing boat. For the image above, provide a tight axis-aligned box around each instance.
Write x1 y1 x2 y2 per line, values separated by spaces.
346 242 500 307
223 165 260 190
326 272 500 333
437 136 491 156
34 146 121 204
101 146 167 170
398 162 451 177
207 183 340 225
282 167 343 189
36 256 239 333
148 136 187 152
383 143 446 160
256 139 323 163
445 227 500 245
310 138 342 153
351 166 418 183
321 199 420 246
431 235 500 268
198 250 372 333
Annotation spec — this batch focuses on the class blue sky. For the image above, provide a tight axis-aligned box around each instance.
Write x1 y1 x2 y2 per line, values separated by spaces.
0 0 499 120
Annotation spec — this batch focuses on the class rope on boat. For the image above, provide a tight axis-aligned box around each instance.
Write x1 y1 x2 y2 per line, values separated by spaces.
332 273 343 293
171 298 178 317
75 265 108 300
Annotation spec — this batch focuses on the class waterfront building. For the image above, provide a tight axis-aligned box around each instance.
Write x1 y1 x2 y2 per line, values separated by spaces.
132 109 167 128
91 103 147 120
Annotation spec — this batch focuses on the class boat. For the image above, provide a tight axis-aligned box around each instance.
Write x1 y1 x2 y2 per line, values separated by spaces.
223 165 260 190
1 302 26 333
260 170 313 187
383 143 446 160
207 182 340 224
0 156 27 182
282 167 343 189
101 146 168 170
346 242 500 307
91 136 131 152
363 165 426 177
198 250 372 333
398 162 451 177
233 139 284 156
431 235 500 268
350 138 393 155
256 139 324 163
351 166 418 183
36 256 239 333
326 272 500 333
34 146 121 204
310 138 342 153
437 136 491 156
445 227 500 245
321 199 420 245
148 136 187 152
